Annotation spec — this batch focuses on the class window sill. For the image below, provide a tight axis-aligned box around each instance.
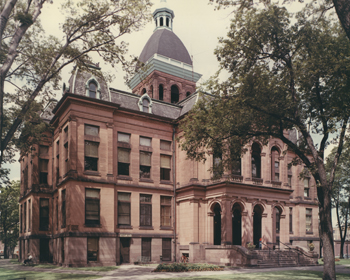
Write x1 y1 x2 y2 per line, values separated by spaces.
160 226 173 230
117 142 131 149
139 178 154 183
118 225 133 229
61 225 66 229
117 175 132 181
139 226 154 230
306 231 313 235
84 224 102 228
304 197 312 200
160 180 173 185
139 146 153 152
84 171 101 176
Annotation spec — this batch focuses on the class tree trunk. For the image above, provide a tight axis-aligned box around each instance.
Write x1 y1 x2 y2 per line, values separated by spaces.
340 237 345 259
333 0 350 41
318 185 336 280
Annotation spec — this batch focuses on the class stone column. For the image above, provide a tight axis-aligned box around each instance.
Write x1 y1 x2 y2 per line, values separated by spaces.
241 210 249 245
207 212 214 245
222 199 232 245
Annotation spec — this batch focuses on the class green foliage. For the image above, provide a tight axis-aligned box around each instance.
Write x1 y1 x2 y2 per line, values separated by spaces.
0 180 20 258
14 12 33 26
154 263 224 272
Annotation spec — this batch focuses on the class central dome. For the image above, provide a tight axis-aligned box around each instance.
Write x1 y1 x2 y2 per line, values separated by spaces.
139 28 192 65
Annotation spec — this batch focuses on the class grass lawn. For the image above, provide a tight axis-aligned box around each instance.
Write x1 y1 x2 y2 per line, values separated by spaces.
318 258 350 266
156 270 350 280
0 268 100 280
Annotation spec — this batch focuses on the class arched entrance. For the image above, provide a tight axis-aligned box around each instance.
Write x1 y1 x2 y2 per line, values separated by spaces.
232 204 242 245
253 204 263 249
213 203 221 245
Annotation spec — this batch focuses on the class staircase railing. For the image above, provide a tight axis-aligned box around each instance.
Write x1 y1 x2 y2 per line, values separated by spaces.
278 240 316 265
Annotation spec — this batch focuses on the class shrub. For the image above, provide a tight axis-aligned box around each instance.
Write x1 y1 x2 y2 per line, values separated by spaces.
153 263 224 272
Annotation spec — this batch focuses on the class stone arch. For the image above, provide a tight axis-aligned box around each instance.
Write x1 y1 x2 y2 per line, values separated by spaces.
210 201 222 245
209 199 223 212
271 203 284 246
230 198 246 212
252 202 265 248
138 93 153 113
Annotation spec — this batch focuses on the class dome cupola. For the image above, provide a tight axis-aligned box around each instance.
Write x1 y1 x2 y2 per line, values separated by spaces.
153 0 174 31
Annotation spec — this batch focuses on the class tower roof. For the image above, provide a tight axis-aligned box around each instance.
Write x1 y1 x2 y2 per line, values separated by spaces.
139 28 192 65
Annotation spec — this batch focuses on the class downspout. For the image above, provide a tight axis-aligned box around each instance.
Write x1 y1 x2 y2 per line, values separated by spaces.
172 125 176 262
51 130 55 242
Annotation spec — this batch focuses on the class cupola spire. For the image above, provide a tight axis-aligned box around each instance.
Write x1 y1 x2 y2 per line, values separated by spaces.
153 0 175 31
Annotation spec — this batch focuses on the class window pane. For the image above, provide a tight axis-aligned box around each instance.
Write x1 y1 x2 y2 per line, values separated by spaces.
89 83 96 91
85 141 99 157
40 159 49 172
161 196 172 205
118 148 130 163
118 133 130 143
86 189 99 198
85 125 99 137
39 146 49 155
304 178 309 188
160 155 171 168
118 193 130 201
140 152 151 166
160 140 171 151
140 166 151 178
140 137 151 147
140 194 152 203
41 199 49 207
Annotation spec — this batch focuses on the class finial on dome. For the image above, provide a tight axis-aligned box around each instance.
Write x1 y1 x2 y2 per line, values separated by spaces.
153 0 174 31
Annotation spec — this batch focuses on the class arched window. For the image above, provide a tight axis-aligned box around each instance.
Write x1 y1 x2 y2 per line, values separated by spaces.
166 17 169 27
159 84 164 101
252 142 261 178
142 98 149 113
160 17 164 26
186 92 191 97
171 85 179 104
253 204 263 249
271 147 280 181
213 203 221 245
150 85 153 98
89 81 97 98
142 88 147 95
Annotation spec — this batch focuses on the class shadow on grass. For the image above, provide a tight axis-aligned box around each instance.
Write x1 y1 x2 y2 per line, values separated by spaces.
0 268 100 280
156 270 350 280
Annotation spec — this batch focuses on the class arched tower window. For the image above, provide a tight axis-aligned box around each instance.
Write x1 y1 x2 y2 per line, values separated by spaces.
271 147 280 181
166 17 169 27
171 85 179 104
159 84 164 101
142 98 149 113
186 92 191 97
160 17 164 26
150 85 153 98
89 81 97 98
142 88 147 95
252 142 261 178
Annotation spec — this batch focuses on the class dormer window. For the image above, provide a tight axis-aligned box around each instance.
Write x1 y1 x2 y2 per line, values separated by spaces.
138 94 152 114
89 82 97 98
85 78 100 99
143 99 149 112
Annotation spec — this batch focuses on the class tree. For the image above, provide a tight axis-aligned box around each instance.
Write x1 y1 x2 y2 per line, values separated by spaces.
0 0 152 169
0 180 20 259
326 141 350 259
180 5 350 280
209 0 350 42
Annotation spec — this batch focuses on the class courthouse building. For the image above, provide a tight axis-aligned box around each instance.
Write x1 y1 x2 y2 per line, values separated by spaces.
18 0 320 266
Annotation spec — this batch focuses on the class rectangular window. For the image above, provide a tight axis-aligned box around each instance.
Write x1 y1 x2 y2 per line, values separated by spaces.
306 208 312 232
85 141 99 171
62 190 66 228
56 141 60 184
288 175 292 187
85 124 99 137
40 198 49 231
160 140 171 151
20 205 22 233
231 158 241 176
160 155 171 181
28 200 31 232
64 142 68 174
162 238 171 261
140 136 151 147
85 189 100 225
39 159 49 184
140 194 152 226
24 202 27 232
64 126 68 142
23 165 28 190
304 178 310 197
140 151 151 178
141 238 151 262
118 148 130 176
161 196 171 227
118 132 130 143
39 145 49 156
118 193 131 226
56 198 58 230
289 207 293 233
87 237 99 262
